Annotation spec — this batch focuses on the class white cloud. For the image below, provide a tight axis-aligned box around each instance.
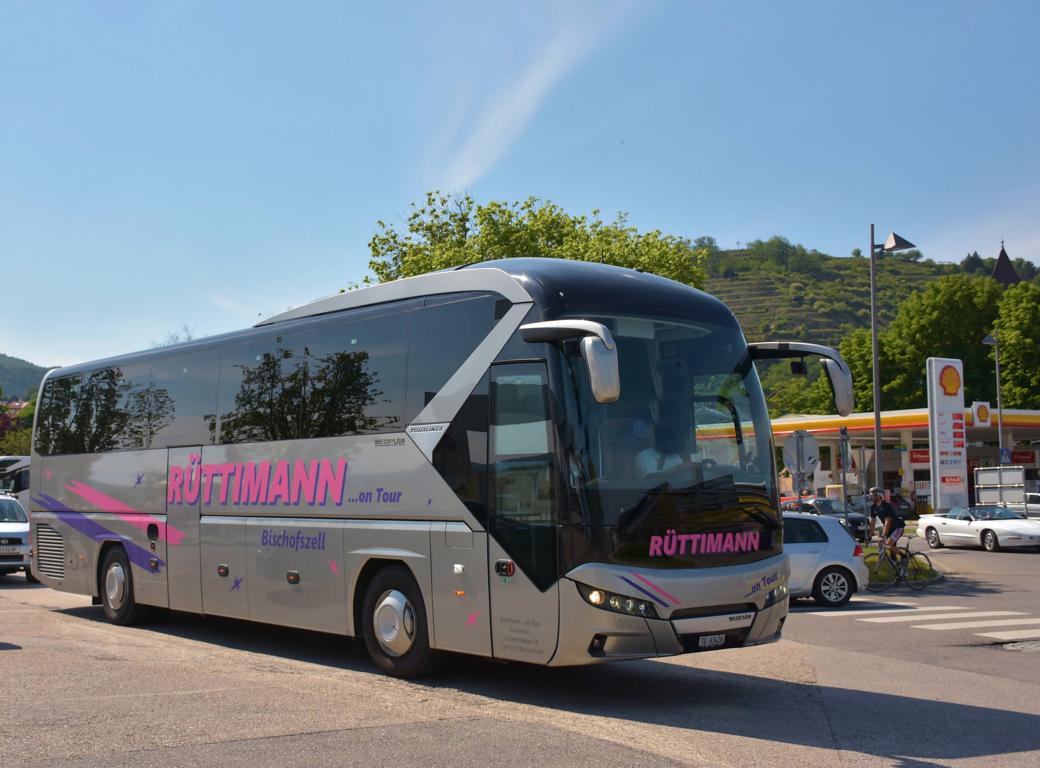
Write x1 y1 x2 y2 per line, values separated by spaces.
434 6 631 191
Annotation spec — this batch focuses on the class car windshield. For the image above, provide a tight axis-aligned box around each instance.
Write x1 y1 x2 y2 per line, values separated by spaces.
970 506 1024 521
0 499 27 523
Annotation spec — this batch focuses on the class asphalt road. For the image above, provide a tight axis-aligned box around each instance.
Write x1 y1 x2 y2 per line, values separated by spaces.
787 539 1040 685
3 548 1040 768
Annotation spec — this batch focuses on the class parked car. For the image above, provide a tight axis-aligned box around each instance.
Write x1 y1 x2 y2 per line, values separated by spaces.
781 497 869 542
0 493 35 582
783 511 868 607
919 505 1040 552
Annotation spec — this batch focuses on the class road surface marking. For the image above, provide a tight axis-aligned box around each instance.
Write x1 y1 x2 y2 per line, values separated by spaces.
914 618 1040 631
975 629 1040 641
802 605 969 617
860 611 1025 624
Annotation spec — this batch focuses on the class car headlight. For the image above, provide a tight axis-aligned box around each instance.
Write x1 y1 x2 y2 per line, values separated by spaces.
576 583 659 618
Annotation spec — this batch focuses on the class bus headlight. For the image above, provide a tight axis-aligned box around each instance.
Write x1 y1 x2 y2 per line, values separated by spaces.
764 583 788 607
576 583 659 619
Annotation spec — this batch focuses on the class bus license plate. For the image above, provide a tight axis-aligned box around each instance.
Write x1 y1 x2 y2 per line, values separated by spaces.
698 633 726 649
0 546 19 555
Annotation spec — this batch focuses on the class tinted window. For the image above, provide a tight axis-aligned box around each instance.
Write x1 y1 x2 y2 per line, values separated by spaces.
407 293 494 422
433 373 489 526
303 310 408 437
111 362 154 450
783 518 828 544
218 333 307 444
490 363 556 591
76 367 130 452
35 375 81 455
150 350 220 448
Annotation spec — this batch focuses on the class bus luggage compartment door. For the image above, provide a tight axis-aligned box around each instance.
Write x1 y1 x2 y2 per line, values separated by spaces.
430 522 491 656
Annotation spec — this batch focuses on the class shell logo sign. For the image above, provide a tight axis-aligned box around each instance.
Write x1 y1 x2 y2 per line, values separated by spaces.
939 365 961 396
973 401 992 427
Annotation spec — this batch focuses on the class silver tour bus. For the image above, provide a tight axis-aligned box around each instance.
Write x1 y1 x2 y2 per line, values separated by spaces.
29 259 852 677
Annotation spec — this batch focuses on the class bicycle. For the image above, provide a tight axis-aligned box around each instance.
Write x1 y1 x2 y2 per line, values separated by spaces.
863 537 933 593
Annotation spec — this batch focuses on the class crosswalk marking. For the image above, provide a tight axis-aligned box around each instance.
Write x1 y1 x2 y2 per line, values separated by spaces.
975 628 1040 641
800 605 966 617
914 618 1040 631
797 600 1040 642
859 611 1025 624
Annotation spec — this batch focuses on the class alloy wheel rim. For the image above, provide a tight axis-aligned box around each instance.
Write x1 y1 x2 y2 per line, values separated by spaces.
373 589 416 657
821 572 848 602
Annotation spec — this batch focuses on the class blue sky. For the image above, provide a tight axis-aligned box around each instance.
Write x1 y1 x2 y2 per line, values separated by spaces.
2 1 1038 367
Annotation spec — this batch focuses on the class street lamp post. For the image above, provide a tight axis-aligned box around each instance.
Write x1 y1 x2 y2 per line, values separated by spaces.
869 226 915 493
982 334 1004 457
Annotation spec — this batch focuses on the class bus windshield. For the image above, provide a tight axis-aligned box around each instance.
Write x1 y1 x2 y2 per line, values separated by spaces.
560 315 778 558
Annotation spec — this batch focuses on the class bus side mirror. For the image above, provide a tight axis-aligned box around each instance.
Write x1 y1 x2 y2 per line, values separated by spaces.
822 358 854 417
748 341 855 417
520 320 620 404
579 336 620 404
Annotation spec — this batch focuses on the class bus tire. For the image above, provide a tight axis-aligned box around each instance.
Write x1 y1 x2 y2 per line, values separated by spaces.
99 547 150 626
24 567 39 584
361 565 437 678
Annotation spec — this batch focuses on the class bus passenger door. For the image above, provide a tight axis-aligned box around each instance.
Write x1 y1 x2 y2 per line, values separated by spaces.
166 447 202 613
487 363 560 663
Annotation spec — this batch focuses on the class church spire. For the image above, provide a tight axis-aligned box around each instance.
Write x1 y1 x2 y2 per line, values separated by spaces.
991 241 1021 286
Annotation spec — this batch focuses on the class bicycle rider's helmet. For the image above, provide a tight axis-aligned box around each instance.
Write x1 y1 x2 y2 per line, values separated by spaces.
869 487 884 496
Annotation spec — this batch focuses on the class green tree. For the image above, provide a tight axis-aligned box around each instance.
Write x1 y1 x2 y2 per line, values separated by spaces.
367 192 708 287
881 275 1003 407
0 427 30 455
993 281 1040 409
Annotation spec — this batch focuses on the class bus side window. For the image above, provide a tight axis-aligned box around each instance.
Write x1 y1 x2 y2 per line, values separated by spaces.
111 362 154 450
304 310 408 437
217 333 307 444
432 373 489 527
150 350 221 449
406 293 494 422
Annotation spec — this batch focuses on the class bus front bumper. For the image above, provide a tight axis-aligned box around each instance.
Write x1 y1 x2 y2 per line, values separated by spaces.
550 556 789 667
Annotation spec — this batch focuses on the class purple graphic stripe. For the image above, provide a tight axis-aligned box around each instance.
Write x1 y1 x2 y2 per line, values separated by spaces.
616 574 669 608
630 572 681 605
33 494 165 573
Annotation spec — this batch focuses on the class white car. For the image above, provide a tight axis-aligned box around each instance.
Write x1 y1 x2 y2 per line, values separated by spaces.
783 512 869 607
0 493 36 581
920 505 1040 552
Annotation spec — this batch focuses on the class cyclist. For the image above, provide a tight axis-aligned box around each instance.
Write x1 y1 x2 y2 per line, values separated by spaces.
868 487 905 560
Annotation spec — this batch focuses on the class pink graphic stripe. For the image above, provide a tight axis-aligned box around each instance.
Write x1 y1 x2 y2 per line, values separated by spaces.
65 481 185 545
631 572 680 605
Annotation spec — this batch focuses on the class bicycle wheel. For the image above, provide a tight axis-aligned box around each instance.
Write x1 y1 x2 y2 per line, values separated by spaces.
904 552 933 591
864 552 898 592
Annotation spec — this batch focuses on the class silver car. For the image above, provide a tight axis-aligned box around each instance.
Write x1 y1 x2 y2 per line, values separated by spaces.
0 493 35 582
783 511 868 607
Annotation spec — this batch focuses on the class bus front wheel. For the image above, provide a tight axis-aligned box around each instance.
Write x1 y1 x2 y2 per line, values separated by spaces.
361 565 437 678
99 547 150 626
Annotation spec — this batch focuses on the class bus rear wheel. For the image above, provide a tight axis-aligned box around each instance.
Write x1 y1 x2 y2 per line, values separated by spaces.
361 565 437 678
100 547 150 626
